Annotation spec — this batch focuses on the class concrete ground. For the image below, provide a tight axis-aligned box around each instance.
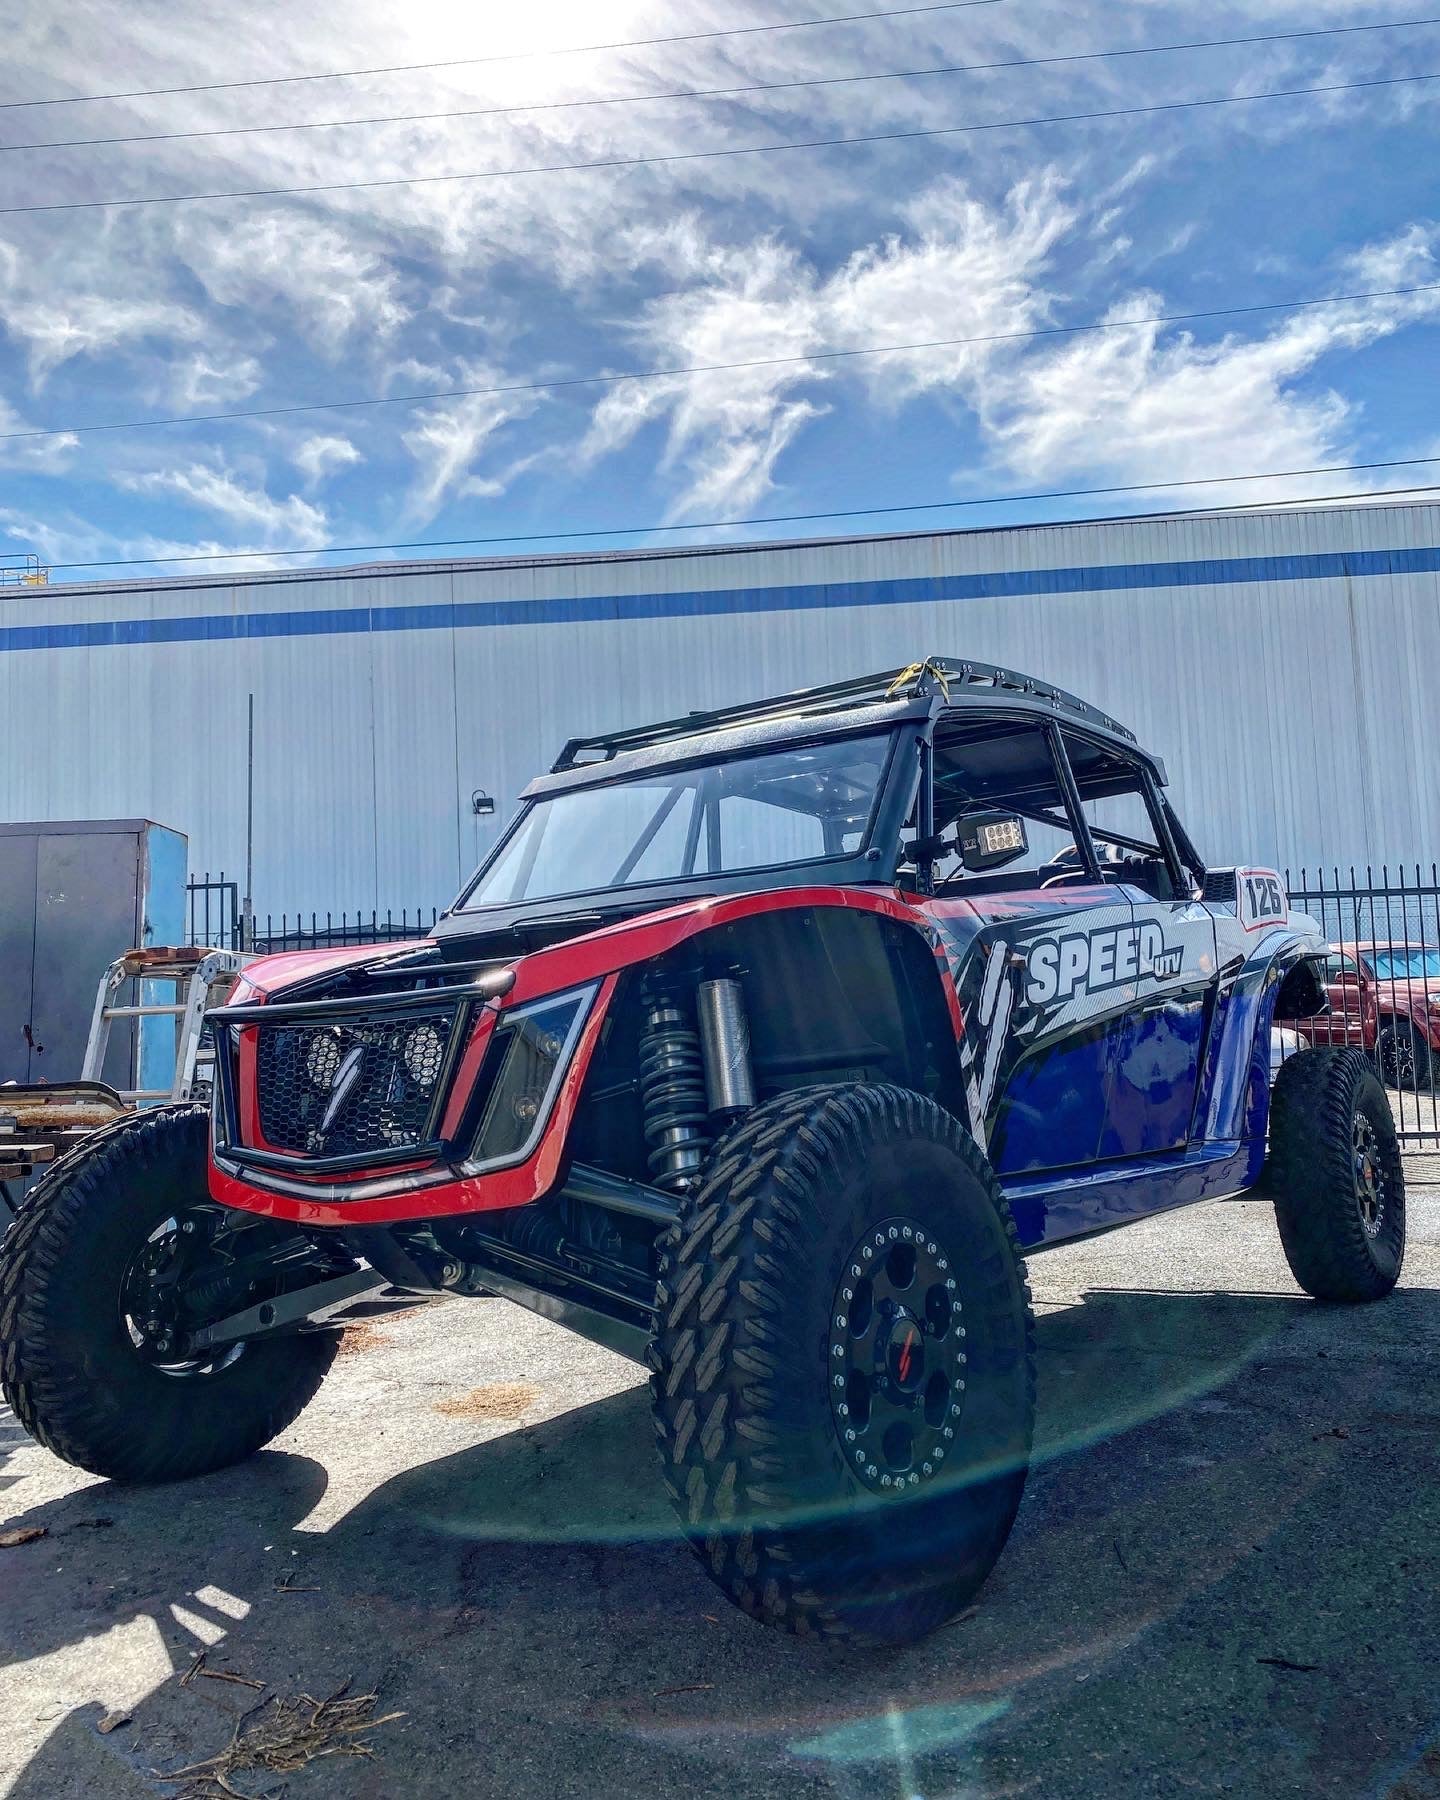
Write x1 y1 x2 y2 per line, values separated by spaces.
3 1186 1439 1800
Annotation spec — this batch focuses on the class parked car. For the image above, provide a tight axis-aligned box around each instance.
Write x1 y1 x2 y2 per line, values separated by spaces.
1296 942 1439 1089
0 658 1406 1646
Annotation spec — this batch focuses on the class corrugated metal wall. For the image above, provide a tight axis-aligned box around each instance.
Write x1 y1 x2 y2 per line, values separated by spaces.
1 500 1436 913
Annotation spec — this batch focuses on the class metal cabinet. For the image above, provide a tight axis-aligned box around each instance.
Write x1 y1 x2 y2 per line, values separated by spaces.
0 819 187 1088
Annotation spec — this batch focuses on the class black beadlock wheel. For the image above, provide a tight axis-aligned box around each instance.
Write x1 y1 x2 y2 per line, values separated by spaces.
1268 1047 1406 1303
0 1107 339 1483
648 1083 1035 1645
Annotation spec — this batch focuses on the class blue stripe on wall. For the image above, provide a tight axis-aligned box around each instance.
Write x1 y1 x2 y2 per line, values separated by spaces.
3 543 1437 656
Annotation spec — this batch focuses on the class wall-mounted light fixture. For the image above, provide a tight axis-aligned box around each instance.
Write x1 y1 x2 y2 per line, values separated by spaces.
470 789 496 818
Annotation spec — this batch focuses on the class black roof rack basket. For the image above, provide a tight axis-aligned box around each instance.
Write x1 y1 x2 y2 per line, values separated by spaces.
552 656 1137 771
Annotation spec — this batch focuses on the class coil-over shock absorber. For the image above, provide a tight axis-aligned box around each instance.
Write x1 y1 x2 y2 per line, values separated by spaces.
638 974 711 1192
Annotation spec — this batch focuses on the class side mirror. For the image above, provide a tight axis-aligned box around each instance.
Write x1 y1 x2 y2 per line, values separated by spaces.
957 810 1029 872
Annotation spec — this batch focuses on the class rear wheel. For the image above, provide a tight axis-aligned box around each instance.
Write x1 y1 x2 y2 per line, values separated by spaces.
0 1107 340 1482
1268 1047 1405 1302
649 1084 1035 1645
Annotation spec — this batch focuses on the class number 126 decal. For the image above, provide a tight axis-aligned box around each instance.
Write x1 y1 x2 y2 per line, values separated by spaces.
1236 867 1287 932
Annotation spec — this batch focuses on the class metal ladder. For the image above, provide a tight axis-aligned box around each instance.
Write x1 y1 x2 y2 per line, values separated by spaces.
82 947 249 1104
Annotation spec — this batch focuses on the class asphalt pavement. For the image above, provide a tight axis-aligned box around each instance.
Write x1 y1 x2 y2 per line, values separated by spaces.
3 1184 1439 1800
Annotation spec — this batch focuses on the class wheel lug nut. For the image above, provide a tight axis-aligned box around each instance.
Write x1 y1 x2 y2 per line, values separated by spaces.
845 1428 856 1442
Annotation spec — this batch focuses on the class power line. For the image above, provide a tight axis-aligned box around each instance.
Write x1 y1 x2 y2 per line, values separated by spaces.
4 71 1431 218
35 456 1440 573
6 16 1435 154
0 1 1006 113
6 280 1439 447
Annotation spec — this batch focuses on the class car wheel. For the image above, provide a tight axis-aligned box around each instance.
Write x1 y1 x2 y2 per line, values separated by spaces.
648 1083 1035 1645
1267 1048 1405 1303
0 1108 339 1482
1378 1021 1427 1091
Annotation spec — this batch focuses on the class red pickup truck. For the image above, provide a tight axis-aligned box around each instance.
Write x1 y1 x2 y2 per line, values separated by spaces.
1300 942 1440 1089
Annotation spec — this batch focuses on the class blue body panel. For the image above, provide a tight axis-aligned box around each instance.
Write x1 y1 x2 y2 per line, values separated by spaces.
923 876 1325 1248
989 1024 1111 1174
1099 997 1210 1158
1001 1137 1265 1249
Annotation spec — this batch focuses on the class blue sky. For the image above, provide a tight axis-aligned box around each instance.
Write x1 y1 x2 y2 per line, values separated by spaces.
1 0 1438 580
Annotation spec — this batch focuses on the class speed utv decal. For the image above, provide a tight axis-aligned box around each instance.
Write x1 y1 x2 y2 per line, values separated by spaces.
1025 921 1181 1006
1236 867 1287 932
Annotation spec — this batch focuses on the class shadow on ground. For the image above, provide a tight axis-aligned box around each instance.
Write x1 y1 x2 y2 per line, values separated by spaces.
5 1283 1440 1799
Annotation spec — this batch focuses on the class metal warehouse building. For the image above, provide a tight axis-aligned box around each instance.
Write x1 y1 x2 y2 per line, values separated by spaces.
1 497 1436 917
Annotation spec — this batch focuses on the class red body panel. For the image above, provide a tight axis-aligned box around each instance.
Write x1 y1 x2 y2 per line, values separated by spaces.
208 886 952 1227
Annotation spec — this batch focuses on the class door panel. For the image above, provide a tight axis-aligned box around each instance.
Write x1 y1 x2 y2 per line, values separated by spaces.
925 886 1137 1175
1098 898 1217 1157
31 832 141 1088
0 833 38 1083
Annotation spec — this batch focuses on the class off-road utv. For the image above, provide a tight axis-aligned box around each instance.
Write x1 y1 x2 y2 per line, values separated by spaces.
0 659 1405 1644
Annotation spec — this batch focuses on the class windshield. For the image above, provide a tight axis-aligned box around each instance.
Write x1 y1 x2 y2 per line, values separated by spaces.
462 732 893 909
1371 947 1440 982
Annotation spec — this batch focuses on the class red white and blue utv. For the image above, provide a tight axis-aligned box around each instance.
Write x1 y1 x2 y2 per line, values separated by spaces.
0 659 1404 1643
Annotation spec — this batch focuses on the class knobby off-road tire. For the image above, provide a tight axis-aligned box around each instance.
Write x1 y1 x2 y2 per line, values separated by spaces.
0 1107 338 1482
649 1084 1035 1645
1269 1047 1405 1303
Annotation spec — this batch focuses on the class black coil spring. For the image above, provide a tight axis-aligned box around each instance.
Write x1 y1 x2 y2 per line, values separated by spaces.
638 979 711 1189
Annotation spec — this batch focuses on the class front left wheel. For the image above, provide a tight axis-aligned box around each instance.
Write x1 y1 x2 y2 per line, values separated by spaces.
0 1107 339 1482
649 1084 1035 1645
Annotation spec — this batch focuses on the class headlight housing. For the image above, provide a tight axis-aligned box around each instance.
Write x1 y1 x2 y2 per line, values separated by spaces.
464 985 597 1173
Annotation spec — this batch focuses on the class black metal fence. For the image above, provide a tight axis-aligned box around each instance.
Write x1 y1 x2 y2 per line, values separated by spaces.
247 908 440 954
1283 865 1438 1148
186 873 239 951
186 873 438 955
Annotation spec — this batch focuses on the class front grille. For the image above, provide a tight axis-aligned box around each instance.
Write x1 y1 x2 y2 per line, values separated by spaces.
252 1005 460 1160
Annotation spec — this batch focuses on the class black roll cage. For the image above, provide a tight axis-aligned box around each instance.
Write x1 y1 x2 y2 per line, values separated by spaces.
436 659 1199 942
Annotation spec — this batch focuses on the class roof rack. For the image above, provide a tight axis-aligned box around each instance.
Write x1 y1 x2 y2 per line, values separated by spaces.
552 656 1137 771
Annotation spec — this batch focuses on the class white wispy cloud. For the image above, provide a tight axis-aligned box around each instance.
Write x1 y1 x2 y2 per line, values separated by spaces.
400 369 544 522
292 432 364 486
174 214 410 354
116 461 330 545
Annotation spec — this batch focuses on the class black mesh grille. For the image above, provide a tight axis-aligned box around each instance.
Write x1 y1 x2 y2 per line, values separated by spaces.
251 1006 458 1160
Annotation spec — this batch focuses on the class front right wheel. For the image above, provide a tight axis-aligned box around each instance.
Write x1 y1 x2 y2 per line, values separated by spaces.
1268 1046 1405 1302
0 1107 340 1482
649 1084 1035 1645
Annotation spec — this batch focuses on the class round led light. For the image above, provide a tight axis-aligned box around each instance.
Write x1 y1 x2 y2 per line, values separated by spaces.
305 1031 342 1090
402 1021 445 1090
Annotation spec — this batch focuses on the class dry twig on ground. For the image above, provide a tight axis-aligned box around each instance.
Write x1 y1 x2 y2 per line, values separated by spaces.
157 1681 403 1797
